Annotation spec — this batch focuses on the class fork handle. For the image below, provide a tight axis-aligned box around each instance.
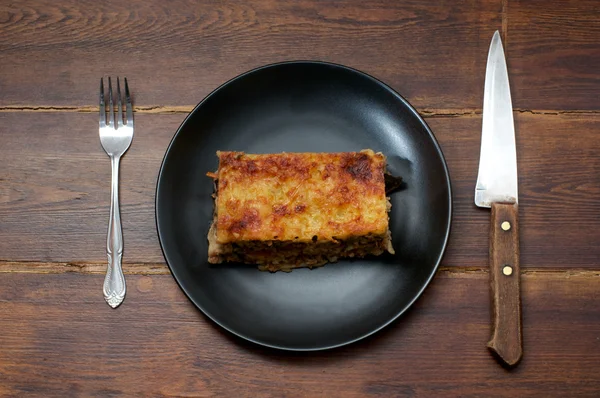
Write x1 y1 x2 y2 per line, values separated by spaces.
103 156 126 308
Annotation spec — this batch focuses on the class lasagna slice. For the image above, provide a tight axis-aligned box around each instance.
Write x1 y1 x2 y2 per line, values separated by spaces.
207 150 395 272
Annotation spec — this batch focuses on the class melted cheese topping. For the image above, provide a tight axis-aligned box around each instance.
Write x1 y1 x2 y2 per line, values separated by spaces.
213 150 389 244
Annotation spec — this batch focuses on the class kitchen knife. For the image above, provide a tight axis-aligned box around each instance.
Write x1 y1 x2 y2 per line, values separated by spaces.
475 30 523 367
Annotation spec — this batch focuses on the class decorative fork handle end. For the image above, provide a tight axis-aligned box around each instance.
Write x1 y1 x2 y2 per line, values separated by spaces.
103 251 126 308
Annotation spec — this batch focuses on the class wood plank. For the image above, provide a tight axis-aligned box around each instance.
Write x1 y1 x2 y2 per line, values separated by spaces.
1 112 599 268
0 0 501 110
430 113 600 269
507 0 600 110
0 271 598 397
0 111 180 264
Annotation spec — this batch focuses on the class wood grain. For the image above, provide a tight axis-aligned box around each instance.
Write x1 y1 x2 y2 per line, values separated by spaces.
507 0 600 110
0 0 501 110
488 203 522 367
0 271 598 397
1 112 599 269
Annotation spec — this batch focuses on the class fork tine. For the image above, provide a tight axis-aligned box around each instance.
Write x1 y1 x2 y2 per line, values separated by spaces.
108 77 115 128
116 77 124 128
124 77 133 127
99 78 106 128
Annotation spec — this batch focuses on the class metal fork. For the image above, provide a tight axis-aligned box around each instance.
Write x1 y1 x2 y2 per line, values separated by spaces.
99 77 134 308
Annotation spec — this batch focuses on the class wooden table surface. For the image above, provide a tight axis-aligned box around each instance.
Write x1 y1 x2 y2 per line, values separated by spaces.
1 0 599 396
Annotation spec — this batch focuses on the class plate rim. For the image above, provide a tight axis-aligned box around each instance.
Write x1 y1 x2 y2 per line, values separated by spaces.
155 60 453 351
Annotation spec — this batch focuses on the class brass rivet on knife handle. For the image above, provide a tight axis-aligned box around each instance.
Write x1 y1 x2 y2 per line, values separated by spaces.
488 202 523 367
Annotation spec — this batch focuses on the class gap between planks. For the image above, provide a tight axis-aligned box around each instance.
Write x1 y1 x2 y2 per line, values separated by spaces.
1 105 599 117
0 261 598 278
501 0 508 47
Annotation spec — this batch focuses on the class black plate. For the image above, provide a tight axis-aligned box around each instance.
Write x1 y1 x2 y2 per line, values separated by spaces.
156 61 452 351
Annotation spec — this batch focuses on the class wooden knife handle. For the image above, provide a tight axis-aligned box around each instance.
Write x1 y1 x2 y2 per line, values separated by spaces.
488 202 523 367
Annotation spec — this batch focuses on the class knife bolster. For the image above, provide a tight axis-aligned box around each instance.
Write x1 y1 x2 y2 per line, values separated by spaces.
488 202 523 367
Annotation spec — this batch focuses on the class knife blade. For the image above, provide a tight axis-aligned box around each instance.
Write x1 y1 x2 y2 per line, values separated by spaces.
475 30 523 367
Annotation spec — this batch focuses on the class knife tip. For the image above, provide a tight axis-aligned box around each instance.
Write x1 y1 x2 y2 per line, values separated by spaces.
492 30 502 44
